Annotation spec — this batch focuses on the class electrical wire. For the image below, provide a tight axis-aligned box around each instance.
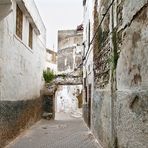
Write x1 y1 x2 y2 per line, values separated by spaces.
83 0 115 64
64 0 115 76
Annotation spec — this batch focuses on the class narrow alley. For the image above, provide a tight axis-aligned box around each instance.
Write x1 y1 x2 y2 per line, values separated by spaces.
6 113 100 148
0 0 148 148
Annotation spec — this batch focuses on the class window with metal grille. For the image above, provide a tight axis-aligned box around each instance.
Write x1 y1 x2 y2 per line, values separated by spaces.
16 5 23 39
28 23 33 49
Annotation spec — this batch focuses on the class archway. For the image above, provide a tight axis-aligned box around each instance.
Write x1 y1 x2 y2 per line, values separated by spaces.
54 85 82 120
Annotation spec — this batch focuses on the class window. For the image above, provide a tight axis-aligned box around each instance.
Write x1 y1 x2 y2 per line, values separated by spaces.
16 5 23 39
28 23 33 49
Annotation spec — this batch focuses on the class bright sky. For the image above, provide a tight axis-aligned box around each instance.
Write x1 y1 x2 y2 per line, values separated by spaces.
34 0 83 51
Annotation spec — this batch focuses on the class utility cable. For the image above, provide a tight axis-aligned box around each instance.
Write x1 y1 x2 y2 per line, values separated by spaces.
63 0 115 76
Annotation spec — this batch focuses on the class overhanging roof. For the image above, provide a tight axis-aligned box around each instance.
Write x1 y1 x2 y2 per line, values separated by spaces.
0 0 12 4
0 0 12 21
16 0 40 35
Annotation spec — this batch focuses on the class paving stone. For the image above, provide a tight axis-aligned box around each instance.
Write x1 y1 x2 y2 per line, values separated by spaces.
6 116 101 148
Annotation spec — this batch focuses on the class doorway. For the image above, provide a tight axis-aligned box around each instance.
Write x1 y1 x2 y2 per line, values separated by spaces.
88 84 91 128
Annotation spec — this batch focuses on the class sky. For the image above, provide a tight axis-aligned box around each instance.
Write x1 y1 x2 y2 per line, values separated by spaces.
34 0 83 51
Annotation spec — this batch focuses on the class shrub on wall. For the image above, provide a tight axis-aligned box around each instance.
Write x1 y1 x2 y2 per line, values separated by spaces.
43 70 55 83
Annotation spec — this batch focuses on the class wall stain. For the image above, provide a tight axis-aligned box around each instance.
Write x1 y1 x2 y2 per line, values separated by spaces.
0 98 43 148
130 65 142 86
132 73 142 85
129 95 148 116
132 32 141 48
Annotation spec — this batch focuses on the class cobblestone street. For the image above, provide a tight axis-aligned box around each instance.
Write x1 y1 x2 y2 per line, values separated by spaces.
6 114 100 148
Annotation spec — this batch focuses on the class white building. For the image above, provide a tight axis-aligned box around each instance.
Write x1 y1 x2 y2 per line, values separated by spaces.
57 29 83 74
82 0 94 128
55 28 83 116
55 85 82 113
0 0 46 146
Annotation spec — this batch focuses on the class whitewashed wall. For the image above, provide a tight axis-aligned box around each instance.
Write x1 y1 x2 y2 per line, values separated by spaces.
83 0 94 106
0 0 46 101
46 62 57 74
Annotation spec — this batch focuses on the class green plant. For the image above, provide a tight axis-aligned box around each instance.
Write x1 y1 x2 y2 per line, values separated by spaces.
108 54 114 67
112 29 119 70
108 29 119 71
43 69 55 83
60 73 66 79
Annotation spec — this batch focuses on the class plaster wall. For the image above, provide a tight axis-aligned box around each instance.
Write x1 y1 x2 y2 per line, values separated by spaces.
57 30 83 117
116 1 148 147
57 30 83 74
58 30 83 50
90 0 113 146
58 47 75 74
82 0 95 128
83 0 148 148
0 0 46 102
0 0 46 146
92 89 112 148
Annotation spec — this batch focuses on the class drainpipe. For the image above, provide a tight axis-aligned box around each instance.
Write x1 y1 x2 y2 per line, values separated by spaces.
110 0 118 147
110 2 114 148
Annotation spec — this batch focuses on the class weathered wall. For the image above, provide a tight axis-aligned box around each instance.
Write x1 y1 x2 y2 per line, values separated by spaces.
0 0 46 147
83 0 148 147
82 0 95 128
116 1 148 147
46 49 57 73
57 29 83 118
0 98 42 147
92 90 112 148
58 30 83 50
58 47 75 73
43 95 54 117
91 0 112 146
57 29 83 74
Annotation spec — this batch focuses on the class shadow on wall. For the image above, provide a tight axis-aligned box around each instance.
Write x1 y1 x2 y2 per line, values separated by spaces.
0 97 43 147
